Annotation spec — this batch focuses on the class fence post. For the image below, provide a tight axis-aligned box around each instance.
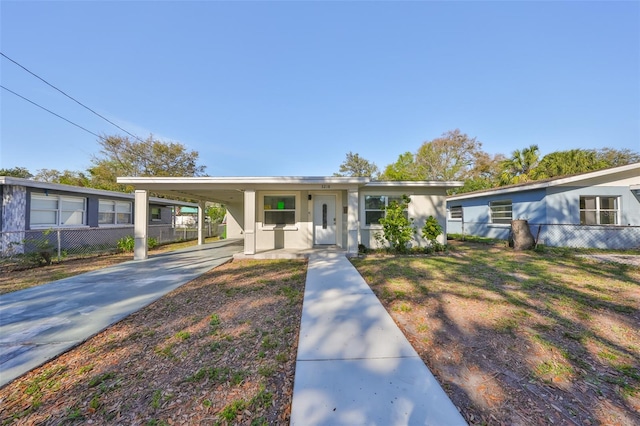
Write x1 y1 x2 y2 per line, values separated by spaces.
57 229 62 262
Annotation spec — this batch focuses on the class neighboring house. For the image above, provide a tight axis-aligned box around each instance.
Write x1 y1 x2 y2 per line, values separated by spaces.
0 177 198 256
174 206 199 227
116 176 463 259
446 163 640 249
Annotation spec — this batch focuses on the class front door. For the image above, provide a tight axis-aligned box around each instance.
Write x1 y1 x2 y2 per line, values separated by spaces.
314 195 336 245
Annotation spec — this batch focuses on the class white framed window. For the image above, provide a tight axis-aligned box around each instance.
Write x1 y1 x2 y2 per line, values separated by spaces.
151 207 161 221
580 196 619 225
449 206 463 220
99 200 132 225
30 193 86 227
490 200 512 224
264 195 296 225
364 195 407 226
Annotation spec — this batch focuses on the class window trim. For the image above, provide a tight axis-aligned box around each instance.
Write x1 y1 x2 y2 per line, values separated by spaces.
151 207 162 221
98 199 133 226
261 193 297 229
489 199 512 224
362 194 409 228
30 193 86 228
579 195 620 226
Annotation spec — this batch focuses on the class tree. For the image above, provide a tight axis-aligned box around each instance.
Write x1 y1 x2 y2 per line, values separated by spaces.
34 169 91 186
0 166 33 178
381 152 419 180
499 144 540 185
533 149 605 179
381 129 486 181
454 152 506 194
89 135 206 191
414 129 484 181
334 152 380 178
596 148 640 167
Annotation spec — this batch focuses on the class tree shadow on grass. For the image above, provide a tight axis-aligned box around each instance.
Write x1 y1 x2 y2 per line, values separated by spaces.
352 243 640 425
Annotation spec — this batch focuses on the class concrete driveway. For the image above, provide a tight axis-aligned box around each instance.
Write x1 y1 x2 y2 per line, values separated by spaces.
0 239 243 388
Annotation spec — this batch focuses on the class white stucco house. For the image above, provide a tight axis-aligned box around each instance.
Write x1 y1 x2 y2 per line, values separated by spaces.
116 176 463 259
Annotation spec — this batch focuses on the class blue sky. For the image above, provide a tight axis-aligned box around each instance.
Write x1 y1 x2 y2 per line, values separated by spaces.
1 1 639 177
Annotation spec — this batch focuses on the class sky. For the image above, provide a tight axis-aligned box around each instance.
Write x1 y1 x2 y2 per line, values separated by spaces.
1 0 639 177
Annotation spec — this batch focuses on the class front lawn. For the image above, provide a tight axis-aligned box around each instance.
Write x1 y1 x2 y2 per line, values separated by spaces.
352 241 640 425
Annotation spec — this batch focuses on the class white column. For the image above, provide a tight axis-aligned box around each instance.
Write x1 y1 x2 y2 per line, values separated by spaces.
198 201 206 245
134 190 149 260
347 189 359 254
244 190 256 255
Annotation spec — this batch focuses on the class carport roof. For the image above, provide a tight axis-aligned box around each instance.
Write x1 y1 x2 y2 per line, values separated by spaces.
116 176 463 204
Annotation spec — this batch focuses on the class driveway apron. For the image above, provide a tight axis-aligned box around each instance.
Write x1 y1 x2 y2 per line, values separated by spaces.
0 239 243 388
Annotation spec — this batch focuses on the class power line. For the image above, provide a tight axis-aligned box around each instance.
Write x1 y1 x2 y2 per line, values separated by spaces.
1 85 102 139
0 51 144 142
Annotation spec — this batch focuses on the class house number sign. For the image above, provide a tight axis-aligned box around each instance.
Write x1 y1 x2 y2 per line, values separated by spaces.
321 185 331 189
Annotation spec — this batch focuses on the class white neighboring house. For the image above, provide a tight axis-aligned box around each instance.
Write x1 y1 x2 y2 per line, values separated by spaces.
116 176 463 259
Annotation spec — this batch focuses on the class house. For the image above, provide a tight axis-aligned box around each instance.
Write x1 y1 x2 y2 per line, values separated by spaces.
446 163 640 249
0 177 198 256
115 176 463 259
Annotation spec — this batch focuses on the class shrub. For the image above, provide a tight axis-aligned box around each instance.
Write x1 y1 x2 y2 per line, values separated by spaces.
117 236 158 253
421 215 445 251
377 195 415 253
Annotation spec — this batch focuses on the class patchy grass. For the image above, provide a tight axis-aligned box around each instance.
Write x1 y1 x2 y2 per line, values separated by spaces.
0 259 307 425
351 241 640 425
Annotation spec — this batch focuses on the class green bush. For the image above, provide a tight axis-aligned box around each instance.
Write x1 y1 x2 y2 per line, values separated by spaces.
376 195 415 253
421 215 445 251
117 236 158 253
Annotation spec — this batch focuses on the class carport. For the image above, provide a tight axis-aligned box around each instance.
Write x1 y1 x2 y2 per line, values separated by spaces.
116 176 369 260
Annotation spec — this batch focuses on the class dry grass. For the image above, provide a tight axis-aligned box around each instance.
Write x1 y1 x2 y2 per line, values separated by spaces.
0 259 307 425
352 241 640 426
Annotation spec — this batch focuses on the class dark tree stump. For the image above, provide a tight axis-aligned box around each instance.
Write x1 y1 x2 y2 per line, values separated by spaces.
511 220 535 250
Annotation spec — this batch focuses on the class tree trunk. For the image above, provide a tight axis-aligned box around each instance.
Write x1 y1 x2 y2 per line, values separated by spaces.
511 220 535 250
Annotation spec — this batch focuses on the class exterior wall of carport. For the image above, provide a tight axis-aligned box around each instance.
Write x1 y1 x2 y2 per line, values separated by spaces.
224 201 244 239
358 188 449 249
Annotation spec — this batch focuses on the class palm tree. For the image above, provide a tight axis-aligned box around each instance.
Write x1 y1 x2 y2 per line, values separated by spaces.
499 144 540 185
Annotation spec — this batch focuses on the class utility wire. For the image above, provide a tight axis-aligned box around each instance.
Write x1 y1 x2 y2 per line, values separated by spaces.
0 51 144 142
1 85 102 139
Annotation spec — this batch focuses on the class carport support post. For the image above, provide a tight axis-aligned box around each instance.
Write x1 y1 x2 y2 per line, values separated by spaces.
198 201 206 245
347 188 359 254
244 189 256 255
134 190 149 260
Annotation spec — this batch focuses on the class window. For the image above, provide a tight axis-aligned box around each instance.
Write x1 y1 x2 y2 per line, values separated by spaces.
364 195 407 225
31 194 86 227
99 200 132 225
264 195 295 225
580 196 619 225
450 206 463 220
151 207 161 221
490 200 512 224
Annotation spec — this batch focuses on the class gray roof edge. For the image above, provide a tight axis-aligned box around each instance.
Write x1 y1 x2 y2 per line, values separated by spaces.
117 176 371 184
0 177 197 206
448 162 640 201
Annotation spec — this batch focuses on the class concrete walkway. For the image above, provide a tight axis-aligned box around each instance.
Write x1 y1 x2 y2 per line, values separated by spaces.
0 239 243 388
290 252 467 426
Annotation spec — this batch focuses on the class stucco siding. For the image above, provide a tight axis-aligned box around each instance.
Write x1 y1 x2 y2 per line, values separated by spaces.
225 202 244 239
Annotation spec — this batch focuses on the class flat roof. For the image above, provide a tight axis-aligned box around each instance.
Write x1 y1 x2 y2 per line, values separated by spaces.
0 177 197 207
116 176 464 203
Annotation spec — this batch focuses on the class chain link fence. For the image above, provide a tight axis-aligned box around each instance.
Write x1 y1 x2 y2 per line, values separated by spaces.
453 222 640 250
1 224 219 263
